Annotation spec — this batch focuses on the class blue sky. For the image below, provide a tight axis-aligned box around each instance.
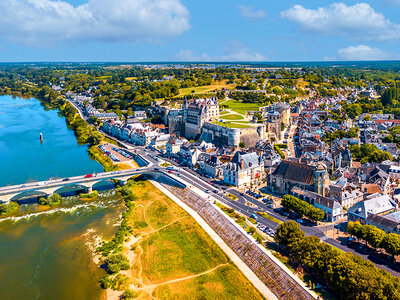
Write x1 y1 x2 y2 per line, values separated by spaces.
1 0 400 62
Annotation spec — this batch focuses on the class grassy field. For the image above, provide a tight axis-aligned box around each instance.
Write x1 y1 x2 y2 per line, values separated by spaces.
220 114 245 120
176 81 235 97
222 100 263 115
126 181 263 299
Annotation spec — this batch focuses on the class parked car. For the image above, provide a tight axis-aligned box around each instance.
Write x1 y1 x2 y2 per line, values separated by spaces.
296 218 304 224
205 190 211 194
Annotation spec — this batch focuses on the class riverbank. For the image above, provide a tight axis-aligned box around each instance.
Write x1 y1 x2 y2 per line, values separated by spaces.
95 179 264 299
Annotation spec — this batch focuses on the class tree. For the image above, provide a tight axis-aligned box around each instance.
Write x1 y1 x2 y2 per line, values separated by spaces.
239 142 245 148
382 233 400 258
105 253 130 274
363 225 385 249
275 221 305 247
347 221 363 241
87 131 103 146
307 208 324 222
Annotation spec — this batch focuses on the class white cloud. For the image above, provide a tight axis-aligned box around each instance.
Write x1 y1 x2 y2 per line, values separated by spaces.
281 3 400 41
238 5 266 19
0 0 190 46
337 45 389 60
176 41 267 61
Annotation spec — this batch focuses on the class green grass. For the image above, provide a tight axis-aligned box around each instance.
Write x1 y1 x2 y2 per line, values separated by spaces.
211 121 250 129
88 146 118 172
256 212 283 225
222 100 263 115
220 114 245 120
226 194 238 201
219 110 230 115
153 263 263 299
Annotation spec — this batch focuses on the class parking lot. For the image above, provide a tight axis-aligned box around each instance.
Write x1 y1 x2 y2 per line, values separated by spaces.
98 144 134 163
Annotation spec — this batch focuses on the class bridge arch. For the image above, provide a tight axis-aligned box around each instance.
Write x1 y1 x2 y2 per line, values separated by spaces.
10 190 49 204
53 183 90 197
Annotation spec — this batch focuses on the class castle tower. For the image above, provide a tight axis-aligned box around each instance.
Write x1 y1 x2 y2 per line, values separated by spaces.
315 162 327 196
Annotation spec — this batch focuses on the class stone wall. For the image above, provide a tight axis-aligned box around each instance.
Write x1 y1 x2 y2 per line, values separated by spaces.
200 122 241 146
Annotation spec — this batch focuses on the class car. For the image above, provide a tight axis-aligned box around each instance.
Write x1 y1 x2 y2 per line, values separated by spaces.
177 174 181 177
168 170 173 174
154 168 159 171
240 193 244 196
267 204 273 209
213 189 218 193
62 178 70 181
250 213 259 220
263 227 269 232
84 174 93 178
205 189 211 194
296 218 304 224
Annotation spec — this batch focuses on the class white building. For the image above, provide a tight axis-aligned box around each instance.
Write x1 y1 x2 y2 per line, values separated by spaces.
223 152 264 187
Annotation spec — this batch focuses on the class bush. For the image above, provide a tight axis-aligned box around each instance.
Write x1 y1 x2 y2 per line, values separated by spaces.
100 275 112 289
111 274 131 291
121 289 137 299
38 193 61 206
106 253 130 274
0 201 19 216
79 190 98 199
274 144 286 159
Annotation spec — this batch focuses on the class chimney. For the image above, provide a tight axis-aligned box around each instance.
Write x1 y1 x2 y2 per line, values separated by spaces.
240 158 244 170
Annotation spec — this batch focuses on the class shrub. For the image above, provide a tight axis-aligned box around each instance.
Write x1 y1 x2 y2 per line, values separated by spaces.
121 289 137 299
0 201 19 216
38 193 61 206
106 254 130 274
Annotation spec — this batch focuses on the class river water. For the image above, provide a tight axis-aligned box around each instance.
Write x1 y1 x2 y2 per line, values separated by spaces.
0 96 123 299
0 95 103 186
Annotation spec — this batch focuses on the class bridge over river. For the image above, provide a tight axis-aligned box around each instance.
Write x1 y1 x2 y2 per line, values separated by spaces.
0 167 185 203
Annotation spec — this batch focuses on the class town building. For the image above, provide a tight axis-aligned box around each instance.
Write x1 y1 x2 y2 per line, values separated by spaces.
222 152 264 187
269 161 329 196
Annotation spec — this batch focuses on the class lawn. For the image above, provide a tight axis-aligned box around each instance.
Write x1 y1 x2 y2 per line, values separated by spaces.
222 100 263 115
176 81 235 97
153 263 262 299
211 121 250 129
220 114 245 120
126 181 263 299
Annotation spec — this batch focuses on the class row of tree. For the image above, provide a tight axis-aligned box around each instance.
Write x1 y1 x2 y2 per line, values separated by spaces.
281 195 324 222
347 221 400 258
275 221 400 300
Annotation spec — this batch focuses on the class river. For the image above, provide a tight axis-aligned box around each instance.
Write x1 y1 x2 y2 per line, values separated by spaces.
0 95 103 186
0 95 123 299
